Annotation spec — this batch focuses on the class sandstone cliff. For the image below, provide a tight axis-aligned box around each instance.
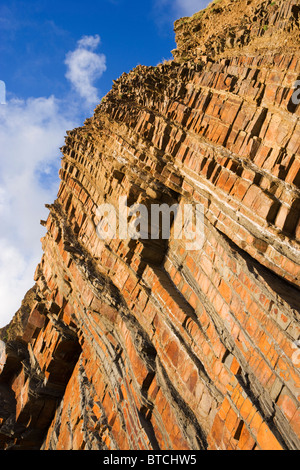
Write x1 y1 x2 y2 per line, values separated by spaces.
0 0 300 450
0 286 37 343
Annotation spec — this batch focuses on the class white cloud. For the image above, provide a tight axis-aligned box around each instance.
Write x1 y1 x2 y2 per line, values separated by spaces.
0 96 77 327
0 238 37 325
174 0 209 17
65 34 107 106
0 33 107 328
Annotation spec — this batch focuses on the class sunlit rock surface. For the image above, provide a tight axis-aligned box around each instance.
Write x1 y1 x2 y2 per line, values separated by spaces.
0 0 299 450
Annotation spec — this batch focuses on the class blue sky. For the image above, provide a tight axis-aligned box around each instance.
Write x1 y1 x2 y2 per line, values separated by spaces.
1 0 209 104
0 0 210 327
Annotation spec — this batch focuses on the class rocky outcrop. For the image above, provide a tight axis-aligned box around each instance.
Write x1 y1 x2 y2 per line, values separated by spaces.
0 0 299 450
0 286 37 343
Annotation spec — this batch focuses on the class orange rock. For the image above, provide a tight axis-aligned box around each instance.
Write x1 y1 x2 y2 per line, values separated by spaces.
1 0 300 451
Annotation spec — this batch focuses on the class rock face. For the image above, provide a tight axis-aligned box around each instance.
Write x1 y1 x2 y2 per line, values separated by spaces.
0 0 300 451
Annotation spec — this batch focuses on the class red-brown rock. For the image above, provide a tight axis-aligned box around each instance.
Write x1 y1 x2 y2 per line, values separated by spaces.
0 0 300 451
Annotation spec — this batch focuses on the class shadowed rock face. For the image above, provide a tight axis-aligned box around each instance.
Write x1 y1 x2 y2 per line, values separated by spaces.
0 0 300 451
0 286 37 343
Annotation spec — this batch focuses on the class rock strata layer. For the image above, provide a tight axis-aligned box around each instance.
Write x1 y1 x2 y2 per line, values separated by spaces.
0 0 300 450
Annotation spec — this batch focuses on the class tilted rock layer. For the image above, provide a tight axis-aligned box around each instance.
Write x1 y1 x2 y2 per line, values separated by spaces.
1 0 300 450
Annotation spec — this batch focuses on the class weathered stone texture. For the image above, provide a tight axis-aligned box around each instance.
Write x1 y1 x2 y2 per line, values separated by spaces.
0 0 299 450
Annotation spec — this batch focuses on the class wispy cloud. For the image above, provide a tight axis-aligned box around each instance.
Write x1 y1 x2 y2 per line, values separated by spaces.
0 96 77 326
65 34 107 106
0 34 107 327
0 4 18 31
153 0 209 27
173 0 209 17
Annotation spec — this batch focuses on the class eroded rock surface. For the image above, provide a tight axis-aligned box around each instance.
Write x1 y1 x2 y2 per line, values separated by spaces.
0 0 299 450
